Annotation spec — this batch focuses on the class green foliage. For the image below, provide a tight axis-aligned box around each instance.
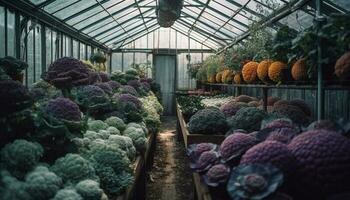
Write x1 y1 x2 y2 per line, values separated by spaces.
0 171 33 200
0 56 28 77
123 126 147 153
50 154 98 185
187 63 202 79
75 179 103 200
107 135 136 161
88 120 109 132
52 188 83 200
272 25 298 63
227 107 267 132
177 96 204 122
85 144 133 197
105 116 126 131
110 70 127 85
24 166 62 200
0 139 44 179
130 61 151 78
188 107 228 135
203 55 221 76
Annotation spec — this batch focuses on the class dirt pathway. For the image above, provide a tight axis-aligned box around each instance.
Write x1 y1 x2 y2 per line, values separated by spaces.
146 116 194 200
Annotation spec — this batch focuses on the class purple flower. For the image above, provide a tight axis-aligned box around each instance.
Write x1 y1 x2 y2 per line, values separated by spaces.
187 143 218 162
203 164 230 187
127 80 142 89
190 151 220 172
106 81 121 90
220 133 257 163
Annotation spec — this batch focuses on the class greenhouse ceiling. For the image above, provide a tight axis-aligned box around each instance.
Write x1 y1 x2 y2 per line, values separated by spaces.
5 0 349 51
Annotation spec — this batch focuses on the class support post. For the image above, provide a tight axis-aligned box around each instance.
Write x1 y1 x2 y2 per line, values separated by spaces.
316 0 325 120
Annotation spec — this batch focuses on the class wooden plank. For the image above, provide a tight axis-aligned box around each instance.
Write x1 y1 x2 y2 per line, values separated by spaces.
116 156 144 200
193 173 212 200
144 133 154 166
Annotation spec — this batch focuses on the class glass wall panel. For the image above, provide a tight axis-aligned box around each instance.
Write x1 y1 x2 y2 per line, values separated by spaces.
112 53 123 72
52 31 57 60
72 39 78 58
27 21 34 85
35 25 42 82
123 53 134 71
80 43 86 60
0 7 5 57
7 10 16 57
65 36 71 57
87 45 92 60
46 28 52 69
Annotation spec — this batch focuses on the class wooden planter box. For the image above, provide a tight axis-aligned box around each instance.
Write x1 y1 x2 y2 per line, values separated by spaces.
176 102 225 148
193 172 231 200
116 131 156 200
116 156 145 200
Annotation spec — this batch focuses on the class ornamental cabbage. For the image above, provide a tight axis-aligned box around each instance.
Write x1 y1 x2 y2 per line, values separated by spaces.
219 101 249 117
24 166 62 200
50 154 98 185
114 93 142 110
75 179 103 200
119 85 139 96
241 141 295 175
51 188 83 200
85 145 133 197
219 133 257 163
288 129 350 198
0 56 28 80
227 107 267 132
97 72 110 82
105 116 126 131
88 120 109 132
73 85 111 118
187 143 218 162
44 97 82 121
123 126 147 153
43 57 93 96
190 151 220 172
106 126 120 135
227 164 283 200
107 135 137 161
203 164 230 187
0 139 43 179
0 171 32 200
94 82 113 95
188 108 228 135
0 79 32 117
110 70 127 84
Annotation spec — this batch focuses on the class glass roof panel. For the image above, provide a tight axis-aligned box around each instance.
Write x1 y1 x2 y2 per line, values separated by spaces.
30 0 47 5
44 0 78 13
329 0 350 12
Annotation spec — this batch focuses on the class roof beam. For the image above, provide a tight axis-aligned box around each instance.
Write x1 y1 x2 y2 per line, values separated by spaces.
36 0 56 8
191 0 249 29
1 0 109 51
51 0 81 15
171 27 216 50
105 23 159 46
63 0 114 22
188 0 210 34
217 0 312 54
90 8 154 40
177 19 227 46
115 26 160 49
78 0 147 31
181 11 234 39
98 18 155 43
202 0 251 44
135 0 148 33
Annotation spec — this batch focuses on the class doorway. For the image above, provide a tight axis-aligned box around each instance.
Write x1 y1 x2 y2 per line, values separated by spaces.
154 55 176 116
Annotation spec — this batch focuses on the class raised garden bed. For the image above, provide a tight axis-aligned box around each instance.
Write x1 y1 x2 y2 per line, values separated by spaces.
116 130 156 200
176 102 225 148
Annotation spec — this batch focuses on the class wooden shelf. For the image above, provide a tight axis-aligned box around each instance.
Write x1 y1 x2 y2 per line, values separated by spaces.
206 83 350 90
193 172 212 200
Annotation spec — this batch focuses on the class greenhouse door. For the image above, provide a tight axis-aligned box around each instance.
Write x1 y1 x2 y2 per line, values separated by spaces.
154 55 176 115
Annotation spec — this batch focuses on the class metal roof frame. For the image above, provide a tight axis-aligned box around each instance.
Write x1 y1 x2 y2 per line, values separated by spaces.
10 0 349 52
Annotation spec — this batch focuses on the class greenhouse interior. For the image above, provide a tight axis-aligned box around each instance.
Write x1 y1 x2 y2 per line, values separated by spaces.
0 0 350 199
